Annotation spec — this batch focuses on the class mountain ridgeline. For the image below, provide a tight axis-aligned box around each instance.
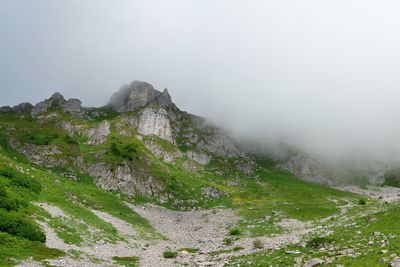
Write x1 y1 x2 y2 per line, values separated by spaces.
0 81 255 205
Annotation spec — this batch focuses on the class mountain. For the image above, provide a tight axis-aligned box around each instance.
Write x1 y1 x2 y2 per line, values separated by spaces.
1 81 400 266
0 81 255 204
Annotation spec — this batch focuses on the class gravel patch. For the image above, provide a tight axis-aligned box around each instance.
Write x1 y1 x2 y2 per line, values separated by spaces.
337 185 400 202
90 209 137 238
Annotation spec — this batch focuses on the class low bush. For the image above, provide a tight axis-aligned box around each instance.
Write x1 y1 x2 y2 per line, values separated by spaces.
0 210 46 242
0 167 41 193
358 199 367 205
223 237 234 246
229 228 240 236
163 250 178 258
253 239 264 249
25 132 59 145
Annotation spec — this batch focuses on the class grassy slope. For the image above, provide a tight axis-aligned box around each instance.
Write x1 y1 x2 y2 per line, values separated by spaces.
0 111 367 265
0 132 157 264
230 201 400 266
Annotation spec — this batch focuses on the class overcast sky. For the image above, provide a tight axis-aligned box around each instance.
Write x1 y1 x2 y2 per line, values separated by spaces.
1 0 400 161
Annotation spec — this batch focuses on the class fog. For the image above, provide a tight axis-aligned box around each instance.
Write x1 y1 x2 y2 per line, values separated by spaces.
1 0 400 163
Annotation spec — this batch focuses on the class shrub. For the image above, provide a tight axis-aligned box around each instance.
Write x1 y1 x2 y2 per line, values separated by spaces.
11 175 42 193
253 239 264 249
0 183 21 211
0 167 17 179
0 167 41 193
163 250 178 258
25 132 58 145
0 196 20 211
229 228 240 236
358 199 367 205
223 237 234 246
306 236 334 249
110 143 121 157
63 135 78 145
0 210 46 242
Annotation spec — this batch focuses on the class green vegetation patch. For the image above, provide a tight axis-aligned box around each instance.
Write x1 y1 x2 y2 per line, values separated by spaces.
113 256 139 267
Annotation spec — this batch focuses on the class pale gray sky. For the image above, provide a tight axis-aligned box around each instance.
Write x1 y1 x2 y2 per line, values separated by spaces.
1 0 400 161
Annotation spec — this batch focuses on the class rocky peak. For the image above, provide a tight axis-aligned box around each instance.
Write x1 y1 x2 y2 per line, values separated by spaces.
31 92 85 118
49 92 66 103
158 88 173 107
109 81 174 112
12 102 33 114
0 106 13 113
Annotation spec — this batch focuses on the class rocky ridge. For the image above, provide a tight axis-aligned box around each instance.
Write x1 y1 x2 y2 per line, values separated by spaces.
1 81 251 201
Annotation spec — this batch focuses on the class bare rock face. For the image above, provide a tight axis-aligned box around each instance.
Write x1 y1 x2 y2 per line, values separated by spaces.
137 107 174 143
144 140 180 163
62 98 86 118
31 92 66 117
186 150 212 165
87 162 166 197
194 123 240 157
31 92 86 118
8 138 65 168
109 81 173 112
87 121 110 145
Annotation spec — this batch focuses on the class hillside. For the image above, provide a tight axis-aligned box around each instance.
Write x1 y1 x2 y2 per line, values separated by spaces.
0 81 400 266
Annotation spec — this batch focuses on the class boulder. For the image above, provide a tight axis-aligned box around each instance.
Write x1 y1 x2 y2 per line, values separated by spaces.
303 258 324 267
389 257 400 267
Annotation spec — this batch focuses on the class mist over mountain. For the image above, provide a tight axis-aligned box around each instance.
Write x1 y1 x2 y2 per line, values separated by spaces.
2 0 400 176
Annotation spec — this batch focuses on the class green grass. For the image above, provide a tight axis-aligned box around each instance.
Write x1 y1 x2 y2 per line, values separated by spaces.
229 201 400 267
180 247 199 253
0 232 64 266
113 256 139 267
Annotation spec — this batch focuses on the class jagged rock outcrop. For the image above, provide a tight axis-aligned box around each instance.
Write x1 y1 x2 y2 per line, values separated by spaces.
31 92 85 118
109 81 174 112
179 116 240 158
62 98 86 118
144 140 181 163
12 102 33 114
1 80 255 201
86 162 167 198
137 107 174 143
